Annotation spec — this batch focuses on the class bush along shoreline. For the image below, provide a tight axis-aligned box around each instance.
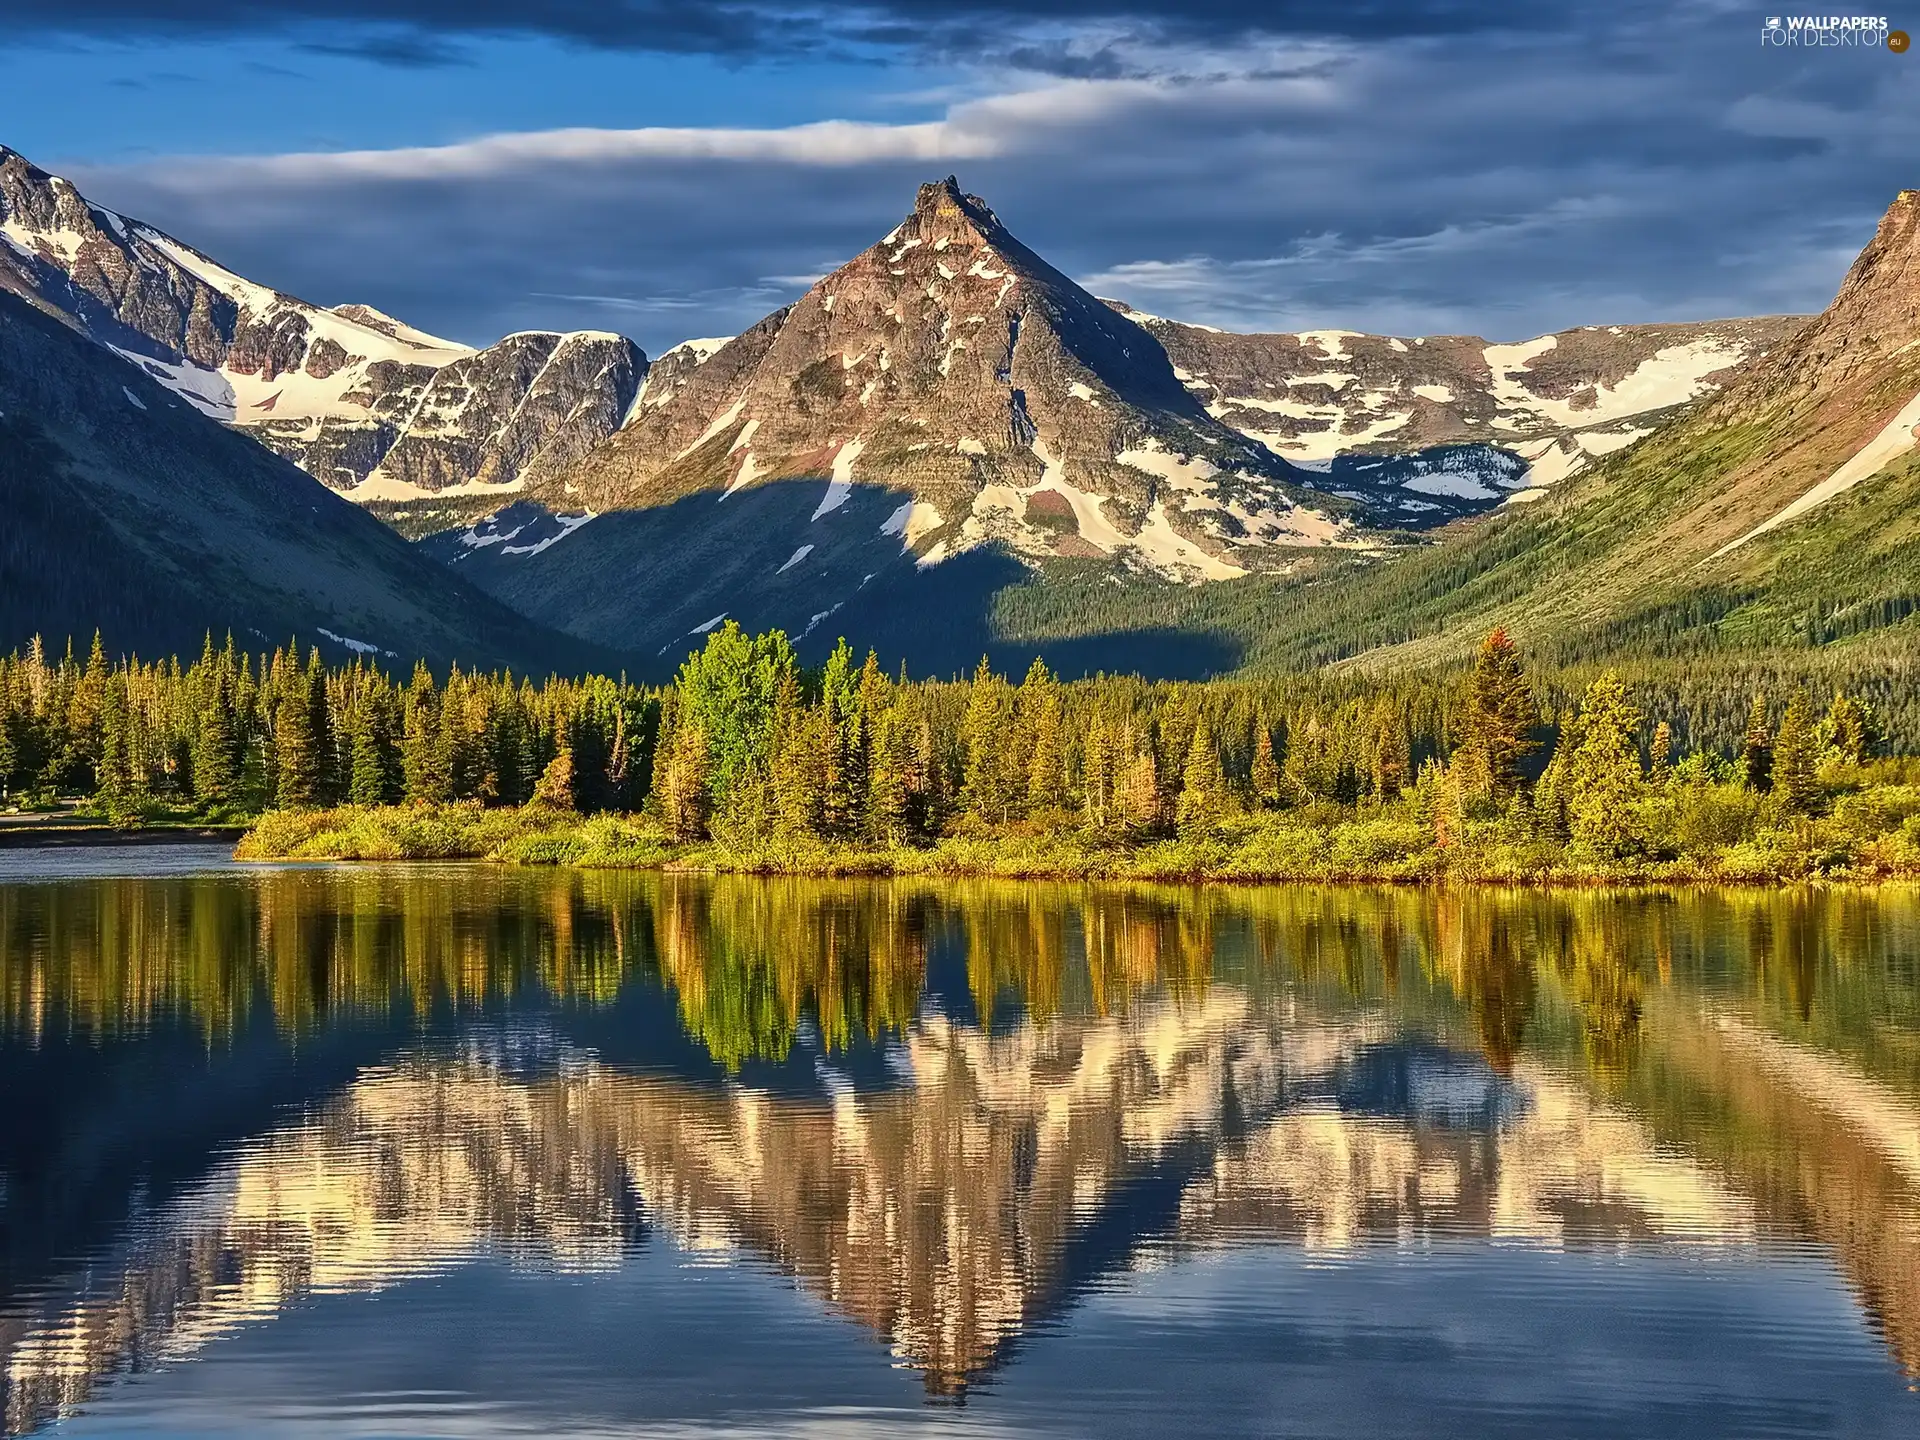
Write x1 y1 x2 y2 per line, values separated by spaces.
6 624 1918 885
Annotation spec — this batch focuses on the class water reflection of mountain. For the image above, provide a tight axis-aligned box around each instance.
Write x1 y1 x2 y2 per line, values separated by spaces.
3 1003 1759 1428
3 874 1920 1430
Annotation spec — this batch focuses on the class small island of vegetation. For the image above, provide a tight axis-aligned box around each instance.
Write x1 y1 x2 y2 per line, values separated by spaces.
3 624 1917 885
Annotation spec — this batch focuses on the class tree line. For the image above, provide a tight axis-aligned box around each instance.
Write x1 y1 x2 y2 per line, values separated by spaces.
0 626 1890 853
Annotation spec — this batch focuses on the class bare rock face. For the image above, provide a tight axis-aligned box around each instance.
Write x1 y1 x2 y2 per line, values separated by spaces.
0 144 645 501
555 177 1360 580
366 331 644 496
1120 306 1804 496
1727 190 1920 412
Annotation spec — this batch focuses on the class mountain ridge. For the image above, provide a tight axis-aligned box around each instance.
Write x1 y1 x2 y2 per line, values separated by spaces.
0 283 619 671
0 144 645 503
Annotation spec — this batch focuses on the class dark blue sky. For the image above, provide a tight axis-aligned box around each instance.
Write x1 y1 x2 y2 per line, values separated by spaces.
2 2 1911 351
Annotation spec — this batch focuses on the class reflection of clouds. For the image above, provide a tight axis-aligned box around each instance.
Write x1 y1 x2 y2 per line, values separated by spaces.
4 990 1773 1429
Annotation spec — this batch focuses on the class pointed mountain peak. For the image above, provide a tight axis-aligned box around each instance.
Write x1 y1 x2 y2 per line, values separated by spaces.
891 174 1005 251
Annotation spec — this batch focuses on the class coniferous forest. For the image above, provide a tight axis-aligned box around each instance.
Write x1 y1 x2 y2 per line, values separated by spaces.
2 625 1918 884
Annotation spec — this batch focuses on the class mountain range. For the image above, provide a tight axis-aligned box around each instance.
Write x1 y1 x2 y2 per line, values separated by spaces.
6 135 1911 679
0 147 642 505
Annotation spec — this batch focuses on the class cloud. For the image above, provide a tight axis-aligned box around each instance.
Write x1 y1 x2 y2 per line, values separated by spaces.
148 119 999 186
296 31 473 68
0 1 1595 60
57 8 1913 351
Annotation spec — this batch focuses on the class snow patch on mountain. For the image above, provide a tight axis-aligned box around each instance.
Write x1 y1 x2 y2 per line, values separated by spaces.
811 439 866 520
1717 386 1920 556
501 511 596 558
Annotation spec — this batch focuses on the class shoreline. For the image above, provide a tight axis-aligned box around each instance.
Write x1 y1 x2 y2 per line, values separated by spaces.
225 850 1920 892
0 823 249 851
229 805 1920 889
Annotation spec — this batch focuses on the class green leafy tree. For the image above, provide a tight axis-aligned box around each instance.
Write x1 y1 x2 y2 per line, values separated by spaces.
676 622 797 820
1819 691 1879 766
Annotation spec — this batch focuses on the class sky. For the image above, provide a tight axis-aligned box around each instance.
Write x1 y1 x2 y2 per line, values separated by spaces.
1 1 1914 353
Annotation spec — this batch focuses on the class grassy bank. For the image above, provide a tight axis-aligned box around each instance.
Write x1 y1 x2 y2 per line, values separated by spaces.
237 782 1920 886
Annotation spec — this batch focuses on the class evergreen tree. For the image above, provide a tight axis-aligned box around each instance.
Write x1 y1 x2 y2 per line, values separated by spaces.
1371 704 1409 802
867 704 913 845
1566 672 1644 857
1740 694 1773 792
1462 627 1538 799
402 677 451 805
304 650 335 803
1175 720 1225 839
1026 685 1065 812
774 702 828 837
1251 725 1281 808
347 700 391 806
1648 721 1673 783
960 657 1015 824
661 722 713 842
648 692 679 819
1082 717 1114 830
97 675 135 822
192 672 237 808
532 746 577 810
275 666 321 809
1122 749 1160 834
1773 690 1820 815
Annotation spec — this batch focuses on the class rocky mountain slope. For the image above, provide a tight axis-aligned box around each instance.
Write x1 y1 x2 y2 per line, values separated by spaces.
0 286 613 669
548 177 1371 572
0 144 643 501
441 178 1585 671
1118 306 1803 496
1172 190 1920 671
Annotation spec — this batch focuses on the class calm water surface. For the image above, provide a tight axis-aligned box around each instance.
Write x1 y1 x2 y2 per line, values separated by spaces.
3 851 1919 1436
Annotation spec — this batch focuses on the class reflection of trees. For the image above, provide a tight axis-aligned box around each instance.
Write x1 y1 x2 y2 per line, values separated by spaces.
653 878 931 1069
6 876 1920 1421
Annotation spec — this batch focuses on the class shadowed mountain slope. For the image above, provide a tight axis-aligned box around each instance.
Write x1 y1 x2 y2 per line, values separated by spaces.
0 288 619 669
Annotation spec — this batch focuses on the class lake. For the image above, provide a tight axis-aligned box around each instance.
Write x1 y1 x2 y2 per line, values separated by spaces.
2 850 1918 1436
